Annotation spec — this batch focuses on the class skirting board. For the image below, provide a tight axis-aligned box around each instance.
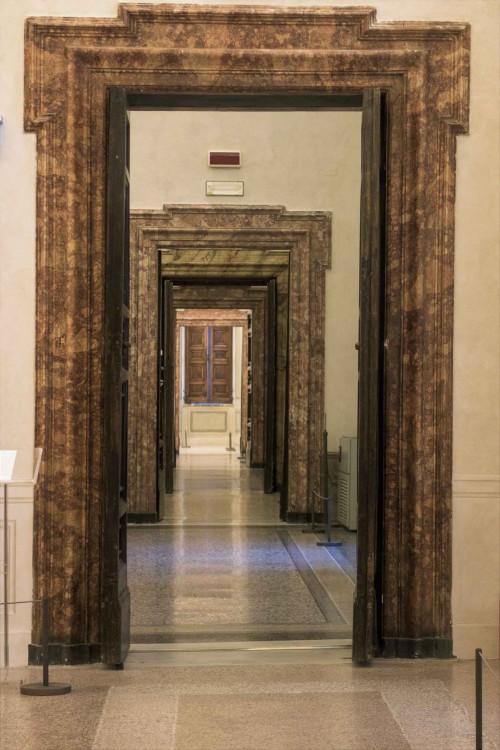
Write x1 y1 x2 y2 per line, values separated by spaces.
128 512 158 524
29 642 101 665
286 511 326 524
382 637 453 659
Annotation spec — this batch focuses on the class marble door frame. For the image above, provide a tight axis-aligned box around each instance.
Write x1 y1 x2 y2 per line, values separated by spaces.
129 205 332 521
25 6 469 662
172 290 267 466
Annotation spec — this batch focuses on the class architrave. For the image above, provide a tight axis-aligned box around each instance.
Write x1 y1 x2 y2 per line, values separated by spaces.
173 292 264 465
24 5 470 660
174 296 263 459
129 206 331 519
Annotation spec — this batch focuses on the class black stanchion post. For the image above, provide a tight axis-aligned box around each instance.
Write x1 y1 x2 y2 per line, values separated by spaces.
475 648 482 750
316 495 342 548
302 490 325 534
20 598 71 696
42 597 49 687
323 427 329 503
326 495 332 544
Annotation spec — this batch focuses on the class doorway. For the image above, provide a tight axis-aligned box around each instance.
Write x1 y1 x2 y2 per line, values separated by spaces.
27 6 467 667
118 98 375 660
127 204 334 524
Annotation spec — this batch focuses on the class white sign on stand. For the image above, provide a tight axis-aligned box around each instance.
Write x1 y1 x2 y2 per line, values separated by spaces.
0 451 17 482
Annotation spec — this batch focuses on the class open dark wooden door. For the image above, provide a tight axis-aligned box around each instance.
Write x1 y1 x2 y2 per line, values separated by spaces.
185 326 208 402
246 313 253 459
352 88 387 664
102 87 130 666
162 279 175 494
156 276 165 510
210 327 233 403
264 279 277 494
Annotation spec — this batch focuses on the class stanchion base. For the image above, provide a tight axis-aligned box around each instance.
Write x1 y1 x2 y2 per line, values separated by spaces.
225 448 236 452
316 541 343 548
20 682 72 696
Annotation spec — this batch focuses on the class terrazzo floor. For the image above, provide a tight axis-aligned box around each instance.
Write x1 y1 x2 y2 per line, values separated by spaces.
128 453 356 643
1 656 498 749
2 454 497 749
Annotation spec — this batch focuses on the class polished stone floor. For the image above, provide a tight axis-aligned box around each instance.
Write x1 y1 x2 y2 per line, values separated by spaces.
1 654 498 749
128 453 356 642
2 455 497 749
159 452 281 525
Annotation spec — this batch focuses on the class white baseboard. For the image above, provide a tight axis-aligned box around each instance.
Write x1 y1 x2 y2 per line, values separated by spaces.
453 474 500 498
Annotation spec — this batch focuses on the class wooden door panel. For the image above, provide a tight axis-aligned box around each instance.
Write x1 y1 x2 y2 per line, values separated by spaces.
163 280 175 494
212 384 230 400
210 326 232 403
157 275 165 508
185 326 208 402
352 88 386 665
189 364 205 380
102 86 130 667
189 328 206 347
212 364 228 379
264 280 277 493
212 327 231 348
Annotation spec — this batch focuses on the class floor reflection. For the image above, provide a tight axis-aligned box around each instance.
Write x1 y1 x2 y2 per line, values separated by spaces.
129 453 355 643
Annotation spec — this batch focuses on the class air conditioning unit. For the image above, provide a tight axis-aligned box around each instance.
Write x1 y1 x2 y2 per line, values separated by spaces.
338 436 358 531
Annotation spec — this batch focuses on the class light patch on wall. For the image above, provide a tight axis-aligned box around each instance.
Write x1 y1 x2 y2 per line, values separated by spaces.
206 181 244 196
190 410 228 432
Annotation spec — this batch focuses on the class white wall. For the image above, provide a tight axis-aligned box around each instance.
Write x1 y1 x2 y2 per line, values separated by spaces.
130 108 362 451
0 0 498 663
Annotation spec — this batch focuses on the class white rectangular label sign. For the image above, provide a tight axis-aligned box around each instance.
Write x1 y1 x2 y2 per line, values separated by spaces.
206 181 244 196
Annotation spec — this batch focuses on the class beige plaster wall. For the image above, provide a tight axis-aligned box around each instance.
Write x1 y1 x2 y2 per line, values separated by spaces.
0 0 498 663
130 108 362 453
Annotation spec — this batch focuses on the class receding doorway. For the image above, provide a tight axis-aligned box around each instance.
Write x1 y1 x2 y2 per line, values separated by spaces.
123 103 369 654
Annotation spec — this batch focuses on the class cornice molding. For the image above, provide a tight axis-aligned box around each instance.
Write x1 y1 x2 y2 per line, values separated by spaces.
24 5 470 133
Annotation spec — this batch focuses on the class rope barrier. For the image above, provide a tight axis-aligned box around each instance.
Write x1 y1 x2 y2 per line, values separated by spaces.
475 647 499 750
479 651 500 683
312 490 329 502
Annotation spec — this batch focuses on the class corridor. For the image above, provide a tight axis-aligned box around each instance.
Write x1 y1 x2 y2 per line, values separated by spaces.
128 453 355 644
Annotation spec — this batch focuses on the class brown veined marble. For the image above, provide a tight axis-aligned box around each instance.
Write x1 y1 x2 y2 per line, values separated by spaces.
25 5 469 659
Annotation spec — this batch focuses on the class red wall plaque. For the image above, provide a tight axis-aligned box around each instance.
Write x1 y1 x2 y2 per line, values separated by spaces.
208 151 241 167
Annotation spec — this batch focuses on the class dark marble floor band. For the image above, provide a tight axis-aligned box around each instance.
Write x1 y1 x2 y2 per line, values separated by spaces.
276 528 349 625
128 454 355 645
